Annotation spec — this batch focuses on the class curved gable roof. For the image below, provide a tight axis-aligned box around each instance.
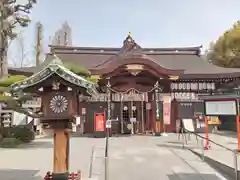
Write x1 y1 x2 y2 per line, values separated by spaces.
10 34 240 79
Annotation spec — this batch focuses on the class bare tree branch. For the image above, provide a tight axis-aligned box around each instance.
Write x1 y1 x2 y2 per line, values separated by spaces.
8 31 32 68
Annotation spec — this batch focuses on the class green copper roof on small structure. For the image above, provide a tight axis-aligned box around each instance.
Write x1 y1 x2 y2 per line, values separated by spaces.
10 56 98 96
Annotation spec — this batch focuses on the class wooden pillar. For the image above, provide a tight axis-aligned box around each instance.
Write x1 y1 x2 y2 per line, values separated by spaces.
146 92 152 131
53 129 69 173
48 120 70 180
204 116 210 150
154 82 161 135
151 96 156 133
236 99 240 152
236 115 240 152
141 98 144 133
170 99 178 132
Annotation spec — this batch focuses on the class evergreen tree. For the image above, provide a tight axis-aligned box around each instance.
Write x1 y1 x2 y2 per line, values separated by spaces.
0 0 37 39
206 21 240 68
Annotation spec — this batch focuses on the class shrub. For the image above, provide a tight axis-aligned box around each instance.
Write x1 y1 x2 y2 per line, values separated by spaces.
0 134 3 142
66 63 90 77
11 126 35 143
0 126 35 143
0 137 22 148
0 127 13 138
0 75 27 87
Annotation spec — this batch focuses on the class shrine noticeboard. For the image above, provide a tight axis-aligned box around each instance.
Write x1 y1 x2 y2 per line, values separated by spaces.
94 112 105 132
182 119 195 132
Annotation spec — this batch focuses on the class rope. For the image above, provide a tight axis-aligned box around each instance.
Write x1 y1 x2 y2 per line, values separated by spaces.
109 86 161 94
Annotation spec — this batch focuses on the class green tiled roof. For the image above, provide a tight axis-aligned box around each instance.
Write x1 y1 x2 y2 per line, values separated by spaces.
10 56 98 96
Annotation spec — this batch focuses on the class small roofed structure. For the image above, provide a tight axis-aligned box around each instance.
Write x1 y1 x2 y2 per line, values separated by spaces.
11 60 98 96
10 56 98 178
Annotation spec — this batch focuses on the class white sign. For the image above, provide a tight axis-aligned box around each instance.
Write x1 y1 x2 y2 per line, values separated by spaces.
82 108 86 115
22 99 41 108
199 122 205 128
146 103 151 110
106 120 111 128
76 116 81 125
72 124 77 132
205 100 237 115
182 119 195 132
130 118 136 123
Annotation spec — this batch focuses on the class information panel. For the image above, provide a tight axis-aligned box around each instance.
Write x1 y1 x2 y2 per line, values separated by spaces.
182 119 195 132
205 100 237 115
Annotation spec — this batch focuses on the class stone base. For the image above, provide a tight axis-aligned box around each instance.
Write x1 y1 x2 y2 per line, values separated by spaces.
44 171 81 180
52 172 69 180
154 132 162 136
93 131 106 138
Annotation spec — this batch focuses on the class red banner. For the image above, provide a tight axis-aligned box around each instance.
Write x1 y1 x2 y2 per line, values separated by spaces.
94 113 105 132
163 103 171 125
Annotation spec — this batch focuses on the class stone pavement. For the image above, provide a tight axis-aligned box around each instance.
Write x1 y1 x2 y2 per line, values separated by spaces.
0 137 105 180
0 134 227 180
91 135 226 180
182 133 239 168
179 132 240 179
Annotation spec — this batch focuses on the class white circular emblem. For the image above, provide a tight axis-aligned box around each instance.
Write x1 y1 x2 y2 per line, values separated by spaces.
50 95 68 113
123 106 128 111
132 106 136 111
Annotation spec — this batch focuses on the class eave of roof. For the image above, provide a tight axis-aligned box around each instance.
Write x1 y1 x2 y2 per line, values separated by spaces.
10 61 98 96
10 33 240 78
49 44 202 53
199 93 240 100
10 52 240 79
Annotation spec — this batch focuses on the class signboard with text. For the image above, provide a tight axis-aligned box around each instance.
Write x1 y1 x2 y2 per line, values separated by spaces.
205 100 237 115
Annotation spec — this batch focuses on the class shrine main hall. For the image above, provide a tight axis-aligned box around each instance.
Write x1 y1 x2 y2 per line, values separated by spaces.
9 34 240 134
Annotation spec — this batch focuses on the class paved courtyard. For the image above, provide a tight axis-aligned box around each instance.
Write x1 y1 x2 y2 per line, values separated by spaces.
0 134 227 180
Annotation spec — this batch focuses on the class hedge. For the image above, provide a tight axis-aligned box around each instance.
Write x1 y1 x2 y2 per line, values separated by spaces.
0 137 22 148
0 75 27 87
0 126 35 144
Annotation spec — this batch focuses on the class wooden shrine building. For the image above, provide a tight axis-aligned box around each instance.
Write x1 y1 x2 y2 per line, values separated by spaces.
9 33 240 134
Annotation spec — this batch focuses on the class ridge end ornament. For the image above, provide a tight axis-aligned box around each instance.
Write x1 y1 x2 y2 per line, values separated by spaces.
52 81 60 90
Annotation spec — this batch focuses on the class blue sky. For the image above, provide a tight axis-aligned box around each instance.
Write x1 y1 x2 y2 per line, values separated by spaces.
9 0 240 66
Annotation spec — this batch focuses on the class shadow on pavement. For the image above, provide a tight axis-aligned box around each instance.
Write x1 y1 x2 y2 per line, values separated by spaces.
71 133 132 138
215 131 237 139
0 169 41 180
190 149 235 180
157 142 199 150
38 133 132 139
18 140 53 149
227 142 238 145
168 173 224 180
166 141 183 144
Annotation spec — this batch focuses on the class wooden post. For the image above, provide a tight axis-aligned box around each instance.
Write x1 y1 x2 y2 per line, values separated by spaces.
53 129 68 173
204 116 210 150
66 131 70 171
